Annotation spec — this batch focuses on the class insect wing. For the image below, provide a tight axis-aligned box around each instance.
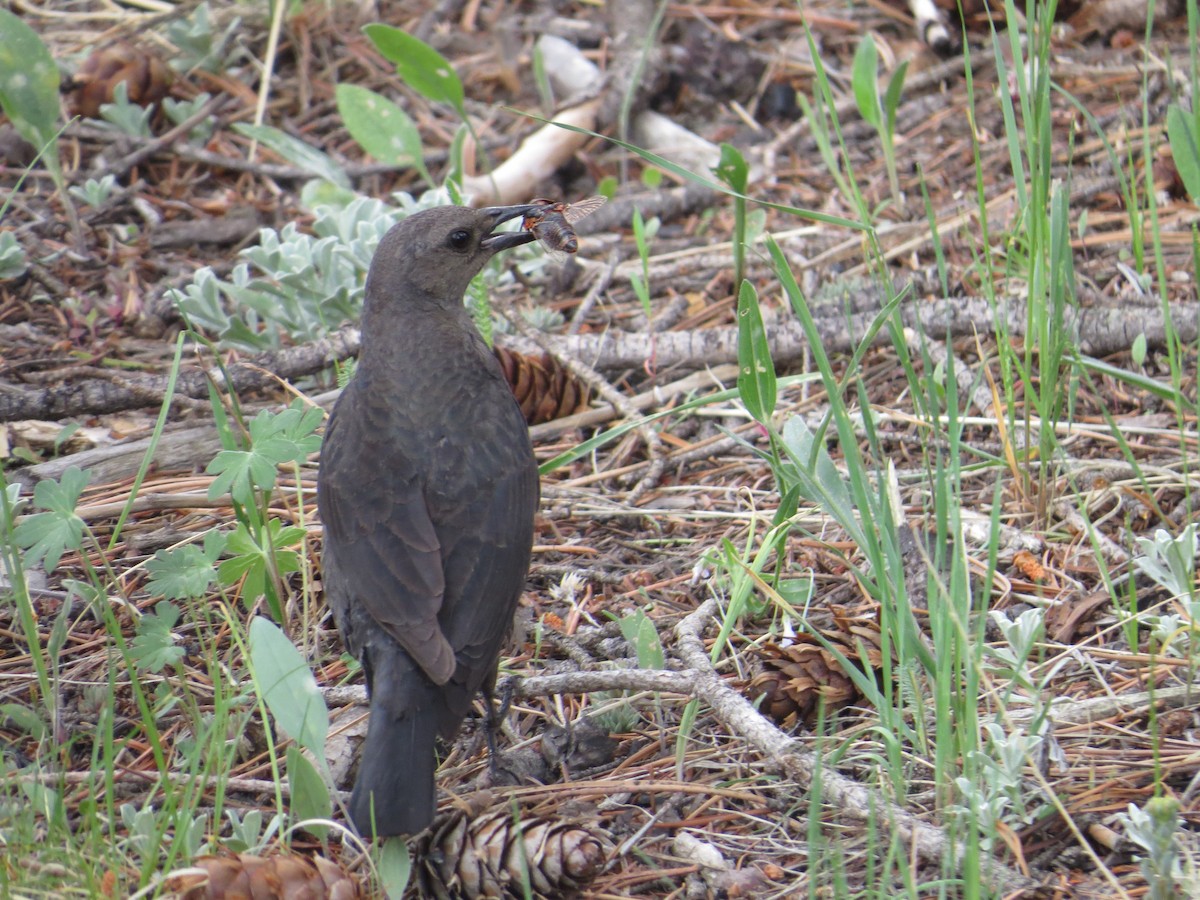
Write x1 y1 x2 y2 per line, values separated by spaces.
561 195 606 225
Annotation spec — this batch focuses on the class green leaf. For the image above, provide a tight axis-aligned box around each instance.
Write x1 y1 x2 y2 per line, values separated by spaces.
145 532 226 600
249 402 324 460
299 179 357 211
883 60 909 136
231 123 351 190
0 10 62 165
445 125 469 197
129 601 187 673
12 467 90 571
0 703 49 740
780 416 855 528
597 175 619 199
618 609 665 670
1167 104 1200 203
467 273 493 348
852 34 881 129
22 780 65 828
249 617 329 757
0 231 28 279
376 838 413 898
218 520 304 602
335 83 431 185
207 449 272 505
207 403 322 504
286 745 331 839
713 143 748 193
363 25 465 117
1130 332 1148 368
735 280 776 423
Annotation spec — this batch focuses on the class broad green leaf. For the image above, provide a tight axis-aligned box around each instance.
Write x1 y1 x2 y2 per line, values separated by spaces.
232 123 351 189
299 178 357 210
363 25 465 117
219 520 304 602
248 402 324 459
0 231 28 279
335 83 431 185
781 416 855 528
207 404 321 504
12 467 90 571
714 143 749 193
0 10 61 164
1130 332 1148 369
618 609 665 670
851 35 881 129
145 532 225 600
1167 104 1200 203
286 745 331 839
0 702 48 740
22 780 65 827
249 617 329 757
129 601 187 673
376 838 412 898
206 448 275 505
736 280 776 423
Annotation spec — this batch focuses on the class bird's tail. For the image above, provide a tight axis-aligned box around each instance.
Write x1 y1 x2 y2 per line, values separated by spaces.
348 648 440 837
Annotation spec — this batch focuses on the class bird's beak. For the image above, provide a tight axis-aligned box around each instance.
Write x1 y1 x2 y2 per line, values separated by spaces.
481 204 541 252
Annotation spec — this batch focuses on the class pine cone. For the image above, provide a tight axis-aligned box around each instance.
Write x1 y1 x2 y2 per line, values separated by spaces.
417 808 607 899
164 852 360 900
494 346 590 425
68 43 173 119
749 609 882 728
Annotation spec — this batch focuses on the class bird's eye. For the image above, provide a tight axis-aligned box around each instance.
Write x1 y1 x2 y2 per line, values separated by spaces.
448 229 472 250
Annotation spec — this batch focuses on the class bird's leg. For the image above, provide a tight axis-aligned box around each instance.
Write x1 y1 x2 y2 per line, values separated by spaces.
483 677 519 778
493 675 518 722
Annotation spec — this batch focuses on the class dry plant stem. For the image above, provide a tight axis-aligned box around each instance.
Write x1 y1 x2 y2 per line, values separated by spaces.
109 93 229 178
75 491 219 520
18 768 283 797
515 668 697 698
460 100 603 206
16 362 739 492
326 669 698 710
501 307 668 503
907 329 996 417
250 0 286 151
672 598 1045 897
1004 681 1200 727
568 250 620 336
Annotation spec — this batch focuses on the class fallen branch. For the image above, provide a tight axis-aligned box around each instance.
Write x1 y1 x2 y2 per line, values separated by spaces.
671 598 1048 896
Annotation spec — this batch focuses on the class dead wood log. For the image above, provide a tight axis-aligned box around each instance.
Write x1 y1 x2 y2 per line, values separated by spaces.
5 296 1191 426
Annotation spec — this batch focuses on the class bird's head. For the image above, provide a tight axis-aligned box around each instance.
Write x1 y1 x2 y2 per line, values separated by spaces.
364 204 541 308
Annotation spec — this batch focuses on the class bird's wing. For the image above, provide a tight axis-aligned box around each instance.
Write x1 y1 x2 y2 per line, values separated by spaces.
433 429 540 713
318 398 456 685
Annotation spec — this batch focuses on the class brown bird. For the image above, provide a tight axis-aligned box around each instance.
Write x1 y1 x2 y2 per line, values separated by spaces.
317 204 542 837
